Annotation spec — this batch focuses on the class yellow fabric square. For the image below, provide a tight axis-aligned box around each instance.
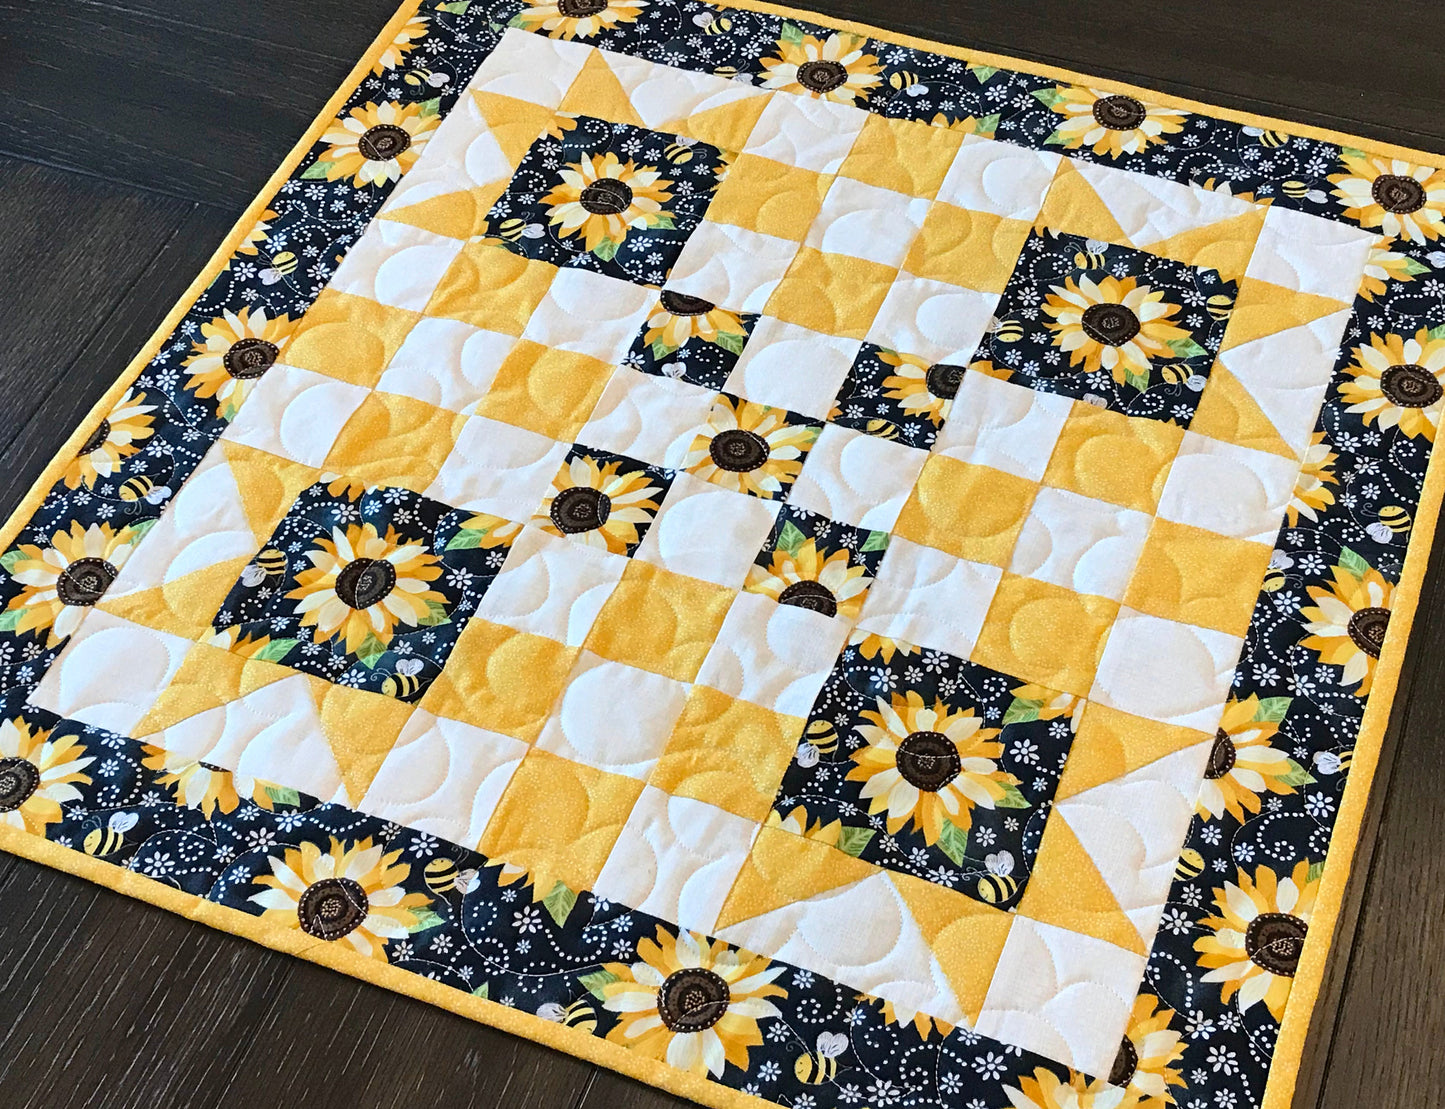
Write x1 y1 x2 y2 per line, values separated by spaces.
839 113 965 200
1056 702 1212 800
765 247 896 340
893 455 1037 567
324 391 466 491
971 574 1118 697
307 677 416 804
585 561 735 682
715 824 878 930
1124 518 1273 637
650 686 805 822
1042 401 1183 513
471 339 615 441
478 749 644 893
285 289 422 388
419 618 576 743
425 240 556 335
903 202 1033 293
705 155 832 241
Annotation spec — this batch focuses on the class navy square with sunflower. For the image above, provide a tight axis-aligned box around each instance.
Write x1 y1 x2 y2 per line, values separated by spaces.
830 343 964 450
486 114 729 287
772 635 1080 907
682 393 822 501
622 290 758 391
210 481 517 701
743 506 888 622
530 445 673 558
972 229 1236 425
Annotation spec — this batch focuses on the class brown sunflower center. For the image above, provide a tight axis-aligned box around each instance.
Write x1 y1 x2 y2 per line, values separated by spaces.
1346 606 1390 658
224 337 280 380
777 579 837 618
579 177 634 216
77 419 112 457
657 967 730 1032
550 486 612 533
56 557 118 607
1379 363 1443 408
1081 302 1141 347
1107 1035 1139 1089
557 0 609 15
0 756 40 813
1370 173 1427 215
924 362 965 400
659 290 715 316
1092 94 1148 131
358 123 412 162
1204 730 1237 780
334 557 397 610
709 429 770 473
796 59 849 94
895 730 962 792
296 877 370 941
1244 911 1307 977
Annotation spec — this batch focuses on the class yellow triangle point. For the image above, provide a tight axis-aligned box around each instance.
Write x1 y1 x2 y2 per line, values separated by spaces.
381 183 504 240
1143 206 1267 280
98 559 251 641
131 641 292 738
1015 816 1146 956
220 440 322 545
666 94 773 153
1035 159 1131 245
1056 703 1214 800
1189 363 1299 459
312 681 414 805
558 51 646 128
473 91 558 168
1220 276 1349 351
715 825 876 930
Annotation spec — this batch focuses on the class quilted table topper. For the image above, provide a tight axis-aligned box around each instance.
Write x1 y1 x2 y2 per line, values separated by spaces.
4 2 1444 1107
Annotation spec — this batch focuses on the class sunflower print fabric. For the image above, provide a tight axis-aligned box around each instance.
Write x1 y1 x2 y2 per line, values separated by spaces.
3 4 1445 1109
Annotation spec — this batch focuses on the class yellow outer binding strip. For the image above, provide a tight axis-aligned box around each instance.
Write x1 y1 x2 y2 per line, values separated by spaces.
2 3 1441 1107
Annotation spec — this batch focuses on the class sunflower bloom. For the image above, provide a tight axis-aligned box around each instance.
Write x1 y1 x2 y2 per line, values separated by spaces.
1359 237 1425 301
184 307 296 420
759 30 882 105
1005 1067 1113 1109
534 454 663 554
287 523 446 655
5 521 141 644
1195 861 1318 1020
1300 562 1394 696
643 291 746 356
1286 432 1338 526
684 397 820 499
1043 274 1190 383
1082 994 1185 1108
319 100 439 186
511 0 648 41
1338 329 1445 441
879 350 964 425
1046 86 1187 158
599 926 785 1077
0 718 92 835
1197 696 1311 822
63 389 156 489
541 151 673 253
235 208 277 258
846 690 1016 844
1329 153 1445 243
372 13 428 73
765 805 842 847
745 538 870 620
849 628 919 664
250 837 430 959
140 746 282 817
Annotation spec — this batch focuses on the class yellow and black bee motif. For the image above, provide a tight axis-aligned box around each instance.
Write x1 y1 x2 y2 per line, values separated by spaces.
259 250 298 286
240 548 288 588
404 66 450 89
712 65 740 79
84 811 139 857
863 418 901 440
692 11 732 33
1262 550 1292 593
976 850 1019 904
1073 239 1110 270
887 71 929 97
1206 293 1235 321
496 217 544 243
118 476 171 505
1281 179 1310 199
795 1031 849 1084
988 317 1025 343
1175 848 1205 882
1259 130 1288 148
538 998 599 1034
1371 505 1412 541
805 718 839 755
664 138 699 165
1313 749 1353 775
423 856 480 896
382 657 426 700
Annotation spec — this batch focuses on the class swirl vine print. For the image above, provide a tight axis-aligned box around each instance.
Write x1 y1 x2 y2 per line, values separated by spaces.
3 3 1444 1109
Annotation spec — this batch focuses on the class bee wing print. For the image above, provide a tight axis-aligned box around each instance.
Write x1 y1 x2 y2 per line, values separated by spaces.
985 850 1015 877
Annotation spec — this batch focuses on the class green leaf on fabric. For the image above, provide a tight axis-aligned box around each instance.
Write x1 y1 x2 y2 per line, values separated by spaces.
252 638 299 662
650 339 679 360
1124 369 1152 393
1404 258 1431 277
995 783 1031 809
355 632 388 669
975 112 1001 137
650 214 677 231
1339 146 1366 159
418 599 451 627
408 908 446 933
780 21 805 45
836 826 874 857
301 161 333 180
776 520 807 557
1167 337 1208 359
472 982 490 999
1043 130 1068 147
1254 696 1292 723
506 11 528 27
264 784 302 807
579 969 618 1000
439 1 472 12
715 331 747 355
0 549 25 573
1002 697 1043 726
543 880 577 927
1307 859 1326 883
860 530 890 553
419 97 442 117
1428 323 1445 342
127 517 159 542
1338 547 1370 579
0 608 22 632
593 238 620 262
968 64 999 83
1279 760 1317 788
937 820 968 865
1032 87 1063 107
446 528 485 550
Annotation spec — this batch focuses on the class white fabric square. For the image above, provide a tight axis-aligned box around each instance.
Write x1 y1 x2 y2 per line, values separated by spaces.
358 709 528 848
598 48 769 132
856 537 1002 659
535 652 690 778
465 27 591 108
936 136 1060 221
634 473 781 589
329 220 465 311
1090 607 1243 732
380 92 510 215
593 786 761 934
665 221 801 314
722 316 860 418
1214 308 1352 456
866 272 998 364
805 177 930 268
1156 431 1301 543
976 916 1146 1075
1246 203 1375 302
787 424 927 531
473 526 627 646
1009 487 1153 601
742 92 869 174
931 369 1073 480
521 267 654 364
219 364 369 468
578 368 716 469
30 610 191 736
1069 159 1258 248
695 590 850 716
376 318 516 415
425 415 570 523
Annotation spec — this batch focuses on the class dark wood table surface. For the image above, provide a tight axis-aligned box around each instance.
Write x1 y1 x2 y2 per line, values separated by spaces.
0 2 1441 1106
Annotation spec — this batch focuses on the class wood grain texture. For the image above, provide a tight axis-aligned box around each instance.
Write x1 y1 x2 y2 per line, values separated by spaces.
0 2 1441 1107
